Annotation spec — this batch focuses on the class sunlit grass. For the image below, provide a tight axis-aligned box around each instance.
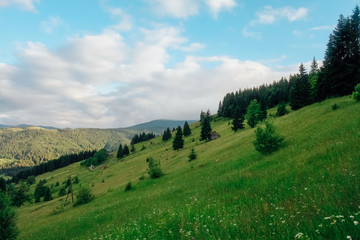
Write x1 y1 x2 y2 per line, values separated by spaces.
17 96 360 240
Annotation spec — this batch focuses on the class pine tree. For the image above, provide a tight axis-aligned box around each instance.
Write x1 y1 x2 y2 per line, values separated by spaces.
123 145 130 156
246 99 262 128
276 102 289 116
231 106 245 132
200 110 212 141
43 187 52 201
173 126 184 150
116 144 124 159
289 63 311 110
162 128 172 141
183 121 192 137
317 6 360 99
130 143 135 153
188 148 197 162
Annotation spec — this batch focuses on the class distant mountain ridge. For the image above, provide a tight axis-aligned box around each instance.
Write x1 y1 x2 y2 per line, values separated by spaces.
0 124 57 129
0 119 197 175
127 119 197 134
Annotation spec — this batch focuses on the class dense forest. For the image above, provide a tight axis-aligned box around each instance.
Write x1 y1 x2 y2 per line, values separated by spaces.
218 6 360 118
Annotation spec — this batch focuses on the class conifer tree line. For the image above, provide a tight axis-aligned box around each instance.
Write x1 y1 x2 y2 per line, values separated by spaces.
12 150 96 183
131 132 156 145
218 6 360 117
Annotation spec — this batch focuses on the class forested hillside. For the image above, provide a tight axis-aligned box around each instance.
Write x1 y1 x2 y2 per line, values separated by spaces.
0 127 136 174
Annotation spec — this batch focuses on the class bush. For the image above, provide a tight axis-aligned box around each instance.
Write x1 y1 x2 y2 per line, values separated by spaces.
353 83 360 101
58 187 66 197
188 148 197 162
124 182 132 192
74 187 94 206
254 121 284 155
147 157 164 179
332 103 339 110
276 102 289 116
0 192 18 240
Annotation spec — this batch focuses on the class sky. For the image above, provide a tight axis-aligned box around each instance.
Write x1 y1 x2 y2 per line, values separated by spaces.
0 0 359 128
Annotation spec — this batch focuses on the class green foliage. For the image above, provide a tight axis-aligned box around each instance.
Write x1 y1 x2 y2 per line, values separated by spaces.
353 83 360 101
162 128 172 141
73 176 80 184
74 187 94 206
200 110 212 141
253 121 284 155
147 157 164 179
246 99 262 128
0 192 18 240
130 143 135 153
123 145 130 156
124 182 132 192
173 126 184 150
43 187 52 202
188 148 197 162
0 177 6 192
58 187 66 197
26 175 36 185
34 180 47 203
332 103 339 110
289 63 312 110
116 144 124 159
82 149 108 167
183 121 192 137
276 102 289 117
231 106 245 132
10 182 30 207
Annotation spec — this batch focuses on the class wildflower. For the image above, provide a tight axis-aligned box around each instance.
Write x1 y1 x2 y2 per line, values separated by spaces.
350 215 354 219
295 232 304 238
347 236 352 240
354 221 358 225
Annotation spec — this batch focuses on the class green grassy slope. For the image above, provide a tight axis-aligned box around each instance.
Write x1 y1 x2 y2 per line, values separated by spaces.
16 96 360 239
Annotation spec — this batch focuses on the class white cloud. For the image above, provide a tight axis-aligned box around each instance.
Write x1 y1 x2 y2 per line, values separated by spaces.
0 0 39 12
146 0 200 18
105 7 132 31
205 0 237 18
256 6 308 24
146 0 238 19
41 16 64 34
243 6 308 39
0 22 297 128
311 25 333 31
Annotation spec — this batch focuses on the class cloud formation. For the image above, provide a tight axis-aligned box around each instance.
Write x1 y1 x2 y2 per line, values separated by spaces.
40 16 64 34
0 21 296 128
146 0 237 18
243 6 309 39
0 0 39 12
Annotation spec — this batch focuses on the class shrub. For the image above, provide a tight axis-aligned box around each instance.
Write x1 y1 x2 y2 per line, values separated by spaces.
0 192 18 240
147 157 164 179
188 148 197 162
58 187 66 197
352 83 360 101
254 121 284 155
332 103 339 110
74 187 94 206
276 102 289 116
124 182 132 192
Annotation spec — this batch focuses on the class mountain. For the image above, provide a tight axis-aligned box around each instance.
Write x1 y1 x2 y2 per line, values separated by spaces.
127 119 197 134
0 127 137 175
14 96 360 240
0 124 57 129
0 119 196 175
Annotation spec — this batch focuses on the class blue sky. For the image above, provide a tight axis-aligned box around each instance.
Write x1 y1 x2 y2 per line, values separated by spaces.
0 0 359 128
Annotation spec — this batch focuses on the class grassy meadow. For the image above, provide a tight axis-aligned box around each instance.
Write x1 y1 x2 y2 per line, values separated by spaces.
16 96 360 239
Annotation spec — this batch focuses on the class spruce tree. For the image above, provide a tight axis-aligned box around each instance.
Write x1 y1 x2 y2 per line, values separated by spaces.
289 63 311 110
162 128 172 141
232 106 245 132
123 145 130 156
116 144 124 159
246 99 262 128
173 126 184 150
200 110 212 141
183 121 192 137
43 187 52 201
130 143 135 153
